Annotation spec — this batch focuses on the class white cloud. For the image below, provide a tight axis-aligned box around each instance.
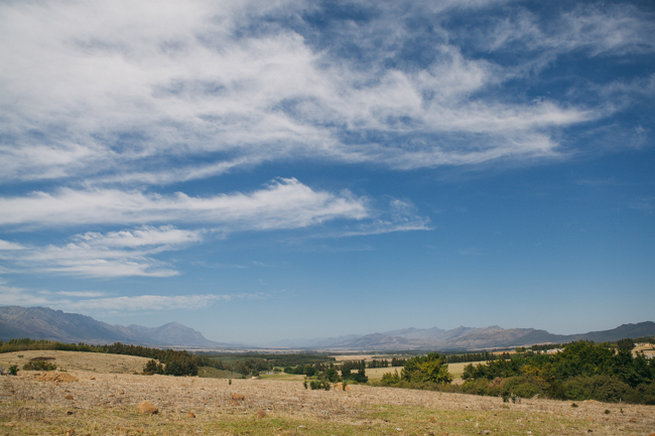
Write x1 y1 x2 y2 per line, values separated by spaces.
0 178 368 229
56 290 108 298
0 1 615 186
0 280 245 311
65 294 232 311
0 226 201 278
0 183 430 278
0 240 26 250
328 198 432 237
75 226 203 248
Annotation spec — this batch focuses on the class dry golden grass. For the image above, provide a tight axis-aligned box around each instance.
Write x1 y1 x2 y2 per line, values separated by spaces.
1 352 654 435
0 350 151 374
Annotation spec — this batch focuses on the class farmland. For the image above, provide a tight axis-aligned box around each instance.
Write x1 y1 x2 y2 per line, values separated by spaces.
1 350 654 435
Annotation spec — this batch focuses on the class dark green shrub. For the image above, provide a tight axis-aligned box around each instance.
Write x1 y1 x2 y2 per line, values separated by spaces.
563 375 631 403
143 359 164 375
8 364 18 375
379 370 400 386
23 359 56 371
500 375 547 399
589 375 631 402
461 378 492 395
309 379 330 390
631 382 655 404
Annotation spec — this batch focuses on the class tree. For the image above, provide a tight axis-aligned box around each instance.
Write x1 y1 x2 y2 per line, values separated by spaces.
617 338 635 352
401 352 452 384
143 359 164 375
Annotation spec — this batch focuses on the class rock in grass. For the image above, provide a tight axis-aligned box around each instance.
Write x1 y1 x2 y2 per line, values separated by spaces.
136 400 158 414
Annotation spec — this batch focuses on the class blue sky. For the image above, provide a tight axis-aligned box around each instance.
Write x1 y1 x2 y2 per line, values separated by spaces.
1 0 654 345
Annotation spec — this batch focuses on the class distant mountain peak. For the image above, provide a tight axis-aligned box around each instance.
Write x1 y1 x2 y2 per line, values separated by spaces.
0 305 226 348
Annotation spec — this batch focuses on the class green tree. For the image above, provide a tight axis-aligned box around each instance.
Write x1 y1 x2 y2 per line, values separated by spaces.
617 338 635 352
401 352 452 384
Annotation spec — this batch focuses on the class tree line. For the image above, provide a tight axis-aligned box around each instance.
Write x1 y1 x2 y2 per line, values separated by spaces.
459 340 655 403
0 338 200 376
374 340 655 404
0 338 337 378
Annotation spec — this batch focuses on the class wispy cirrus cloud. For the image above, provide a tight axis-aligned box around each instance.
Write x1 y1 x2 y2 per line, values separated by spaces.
0 180 428 278
0 226 202 278
1 0 634 188
0 280 251 312
65 293 237 311
0 178 367 229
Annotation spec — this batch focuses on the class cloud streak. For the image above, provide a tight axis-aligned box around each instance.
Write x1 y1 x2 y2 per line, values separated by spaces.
0 178 367 229
0 281 247 312
1 1 637 187
0 226 202 278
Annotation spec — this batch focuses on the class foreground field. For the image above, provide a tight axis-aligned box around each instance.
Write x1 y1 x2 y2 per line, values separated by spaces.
2 367 654 435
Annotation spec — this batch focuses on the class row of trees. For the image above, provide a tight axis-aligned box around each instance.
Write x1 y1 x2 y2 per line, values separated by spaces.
461 341 655 403
0 338 200 376
374 341 655 404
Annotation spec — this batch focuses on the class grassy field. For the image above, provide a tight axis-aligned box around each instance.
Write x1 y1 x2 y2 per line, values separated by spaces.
197 366 244 379
0 350 150 374
1 351 654 435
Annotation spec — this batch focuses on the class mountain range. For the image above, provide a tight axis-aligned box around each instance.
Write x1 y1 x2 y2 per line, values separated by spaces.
1 305 654 351
299 321 655 351
0 306 227 348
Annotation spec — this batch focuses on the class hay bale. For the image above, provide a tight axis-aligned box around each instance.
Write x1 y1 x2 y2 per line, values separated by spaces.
136 400 158 414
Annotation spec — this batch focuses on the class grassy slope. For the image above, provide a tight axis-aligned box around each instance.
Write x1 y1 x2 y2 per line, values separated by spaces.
0 350 150 374
1 352 654 435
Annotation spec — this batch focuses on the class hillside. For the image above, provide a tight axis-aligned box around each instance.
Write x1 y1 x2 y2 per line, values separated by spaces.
2 363 654 435
2 305 654 351
0 306 225 348
0 349 150 374
300 322 655 351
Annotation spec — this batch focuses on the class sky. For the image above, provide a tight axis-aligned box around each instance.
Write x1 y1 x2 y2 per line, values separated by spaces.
0 0 654 346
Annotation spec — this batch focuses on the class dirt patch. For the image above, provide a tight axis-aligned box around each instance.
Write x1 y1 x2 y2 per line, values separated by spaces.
32 371 79 384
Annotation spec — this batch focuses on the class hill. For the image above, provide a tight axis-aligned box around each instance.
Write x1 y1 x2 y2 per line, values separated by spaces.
295 322 655 351
2 305 654 351
0 306 225 348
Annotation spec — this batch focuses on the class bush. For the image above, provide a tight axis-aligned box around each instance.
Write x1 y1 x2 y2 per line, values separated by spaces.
500 375 547 399
23 359 56 371
461 378 493 396
631 382 655 405
143 359 164 375
562 375 631 403
309 379 330 390
8 364 18 375
379 370 400 386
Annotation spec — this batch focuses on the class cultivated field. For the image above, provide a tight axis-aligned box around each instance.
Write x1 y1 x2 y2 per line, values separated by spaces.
1 352 654 435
